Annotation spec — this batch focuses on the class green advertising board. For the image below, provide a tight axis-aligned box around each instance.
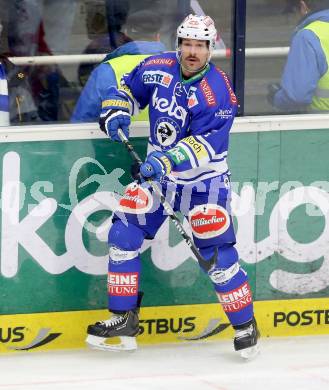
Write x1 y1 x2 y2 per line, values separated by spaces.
0 120 328 315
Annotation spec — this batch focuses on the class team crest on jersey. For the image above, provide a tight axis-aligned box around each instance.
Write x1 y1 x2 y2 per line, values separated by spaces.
118 183 153 214
142 71 173 88
189 204 230 239
155 117 180 148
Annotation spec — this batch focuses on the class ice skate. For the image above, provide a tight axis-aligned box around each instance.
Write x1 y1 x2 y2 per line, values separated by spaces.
233 317 260 360
86 309 140 352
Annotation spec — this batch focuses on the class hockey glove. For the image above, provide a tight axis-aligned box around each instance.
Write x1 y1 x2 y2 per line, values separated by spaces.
99 90 131 142
140 151 174 182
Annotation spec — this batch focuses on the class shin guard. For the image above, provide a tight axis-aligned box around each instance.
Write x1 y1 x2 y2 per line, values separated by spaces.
201 245 254 326
107 220 145 312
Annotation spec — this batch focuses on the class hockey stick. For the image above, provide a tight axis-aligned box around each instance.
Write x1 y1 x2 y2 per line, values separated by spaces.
117 128 217 272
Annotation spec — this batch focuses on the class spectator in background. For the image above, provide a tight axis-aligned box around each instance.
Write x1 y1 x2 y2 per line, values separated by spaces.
268 0 329 112
0 0 76 124
105 0 132 50
41 0 77 55
0 11 39 124
0 54 39 123
78 0 132 88
8 0 54 122
71 9 166 123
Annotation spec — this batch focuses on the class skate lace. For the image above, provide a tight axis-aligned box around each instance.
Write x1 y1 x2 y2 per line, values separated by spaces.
101 314 125 328
235 324 253 339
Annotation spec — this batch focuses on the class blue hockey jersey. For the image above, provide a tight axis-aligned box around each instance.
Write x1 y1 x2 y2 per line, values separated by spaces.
122 52 238 185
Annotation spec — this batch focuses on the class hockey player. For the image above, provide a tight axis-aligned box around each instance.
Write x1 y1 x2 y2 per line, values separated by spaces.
86 14 259 358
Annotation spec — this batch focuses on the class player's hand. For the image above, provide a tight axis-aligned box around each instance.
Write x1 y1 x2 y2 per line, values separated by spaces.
140 151 174 181
99 91 131 142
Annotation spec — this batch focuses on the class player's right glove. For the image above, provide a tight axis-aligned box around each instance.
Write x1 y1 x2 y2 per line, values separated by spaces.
140 151 174 182
99 88 131 142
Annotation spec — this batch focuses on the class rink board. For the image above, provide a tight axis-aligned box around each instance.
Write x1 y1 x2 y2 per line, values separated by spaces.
1 297 328 353
1 118 329 316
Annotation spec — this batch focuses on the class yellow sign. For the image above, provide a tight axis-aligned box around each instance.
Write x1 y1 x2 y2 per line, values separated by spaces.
1 298 328 353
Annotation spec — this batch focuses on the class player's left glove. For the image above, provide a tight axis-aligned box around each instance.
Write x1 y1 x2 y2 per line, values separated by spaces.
140 151 174 181
99 88 131 142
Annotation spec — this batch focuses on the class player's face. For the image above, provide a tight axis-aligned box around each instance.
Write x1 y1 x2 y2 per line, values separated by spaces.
180 38 209 76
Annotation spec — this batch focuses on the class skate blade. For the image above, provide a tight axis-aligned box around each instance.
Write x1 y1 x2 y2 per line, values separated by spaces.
86 335 137 352
240 344 260 360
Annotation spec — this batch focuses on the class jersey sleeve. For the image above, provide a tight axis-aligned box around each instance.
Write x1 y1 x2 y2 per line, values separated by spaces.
167 69 237 171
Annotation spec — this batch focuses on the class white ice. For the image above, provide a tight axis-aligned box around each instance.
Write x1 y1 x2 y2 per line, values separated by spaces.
0 335 328 390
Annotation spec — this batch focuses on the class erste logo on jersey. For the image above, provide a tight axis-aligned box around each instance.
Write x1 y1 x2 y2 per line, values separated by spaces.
142 71 173 88
118 183 153 214
189 204 230 239
155 117 180 148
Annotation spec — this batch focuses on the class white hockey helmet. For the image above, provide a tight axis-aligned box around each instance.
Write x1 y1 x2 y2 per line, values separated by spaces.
176 14 217 56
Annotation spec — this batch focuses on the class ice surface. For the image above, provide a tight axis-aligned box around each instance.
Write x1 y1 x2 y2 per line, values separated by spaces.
0 335 328 390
